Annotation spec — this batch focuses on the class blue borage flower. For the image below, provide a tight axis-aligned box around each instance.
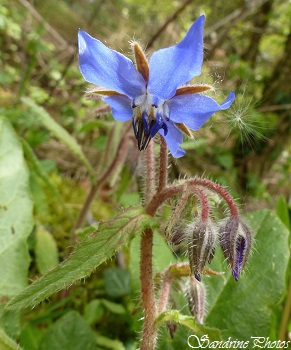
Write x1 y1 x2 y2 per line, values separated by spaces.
78 15 235 158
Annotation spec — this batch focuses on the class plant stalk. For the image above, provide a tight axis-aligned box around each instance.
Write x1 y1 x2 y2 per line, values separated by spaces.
140 141 157 349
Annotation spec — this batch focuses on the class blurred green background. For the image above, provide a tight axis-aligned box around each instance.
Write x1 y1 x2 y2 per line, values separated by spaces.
0 0 290 349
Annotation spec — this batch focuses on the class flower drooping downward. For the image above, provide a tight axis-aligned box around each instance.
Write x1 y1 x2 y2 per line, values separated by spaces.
78 16 235 157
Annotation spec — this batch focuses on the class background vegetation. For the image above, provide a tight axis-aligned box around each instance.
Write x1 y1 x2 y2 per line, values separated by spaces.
0 0 290 349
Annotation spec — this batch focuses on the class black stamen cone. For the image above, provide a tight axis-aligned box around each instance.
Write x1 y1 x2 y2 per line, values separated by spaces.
133 118 153 151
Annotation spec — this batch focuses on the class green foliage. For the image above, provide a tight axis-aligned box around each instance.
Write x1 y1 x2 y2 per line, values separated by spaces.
21 97 96 182
0 327 23 350
19 325 44 350
276 196 291 231
6 206 157 311
104 268 131 298
38 311 96 350
0 0 290 348
155 310 222 339
84 300 105 325
35 228 59 275
0 117 34 340
0 117 34 297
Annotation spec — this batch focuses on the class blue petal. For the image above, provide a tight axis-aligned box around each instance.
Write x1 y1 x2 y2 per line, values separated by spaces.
103 95 132 121
159 120 186 158
167 91 235 130
148 16 205 102
78 30 146 99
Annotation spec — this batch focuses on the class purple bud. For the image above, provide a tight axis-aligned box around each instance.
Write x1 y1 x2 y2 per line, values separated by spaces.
220 217 252 281
187 276 205 324
187 220 217 281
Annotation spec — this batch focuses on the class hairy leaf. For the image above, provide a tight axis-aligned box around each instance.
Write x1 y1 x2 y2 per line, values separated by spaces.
0 117 34 297
155 310 222 339
0 327 23 350
6 206 157 310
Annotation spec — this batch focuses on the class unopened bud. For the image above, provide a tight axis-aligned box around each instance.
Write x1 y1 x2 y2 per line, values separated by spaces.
169 228 186 245
220 217 252 281
187 276 205 324
187 220 217 281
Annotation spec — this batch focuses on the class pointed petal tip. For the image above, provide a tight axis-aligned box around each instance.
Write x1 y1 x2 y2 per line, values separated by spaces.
220 90 236 110
197 14 205 24
232 269 240 281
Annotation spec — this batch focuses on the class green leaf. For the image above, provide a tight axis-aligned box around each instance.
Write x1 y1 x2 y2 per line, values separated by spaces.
205 210 290 339
19 324 44 350
96 333 126 350
84 299 105 325
0 117 34 297
79 120 110 133
276 195 291 230
155 310 222 339
21 97 96 182
101 299 126 315
0 117 33 338
6 206 157 311
21 138 62 201
104 268 131 298
0 305 20 340
156 310 222 349
216 152 233 170
0 327 23 350
38 311 96 350
35 227 59 275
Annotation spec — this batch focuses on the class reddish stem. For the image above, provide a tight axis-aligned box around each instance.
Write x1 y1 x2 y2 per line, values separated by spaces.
157 272 172 314
146 178 239 217
192 187 210 222
140 141 158 349
140 228 157 350
145 140 156 205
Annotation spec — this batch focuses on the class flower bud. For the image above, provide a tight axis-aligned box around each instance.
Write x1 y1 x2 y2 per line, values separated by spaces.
187 276 206 324
220 217 252 281
169 228 186 245
187 220 217 281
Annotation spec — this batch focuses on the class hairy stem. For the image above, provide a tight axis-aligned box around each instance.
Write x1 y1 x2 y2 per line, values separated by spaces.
140 140 158 349
140 228 157 350
192 187 210 222
147 178 239 217
165 188 190 240
158 135 168 192
145 140 156 205
157 272 172 314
